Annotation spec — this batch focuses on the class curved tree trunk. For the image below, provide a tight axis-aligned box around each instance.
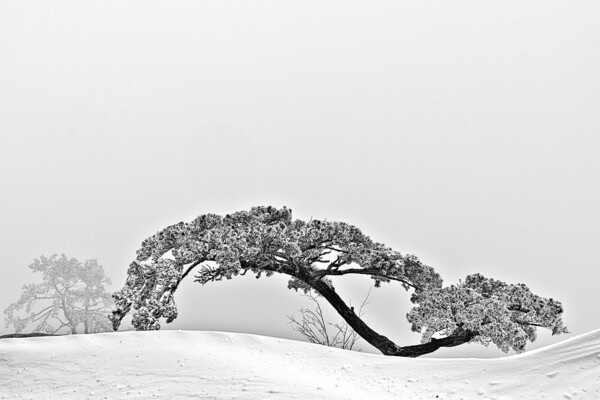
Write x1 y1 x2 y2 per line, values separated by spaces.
189 260 476 357
309 278 476 357
390 328 478 357
309 279 400 355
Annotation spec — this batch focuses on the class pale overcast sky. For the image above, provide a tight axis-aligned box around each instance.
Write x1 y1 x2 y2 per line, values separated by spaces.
1 1 599 357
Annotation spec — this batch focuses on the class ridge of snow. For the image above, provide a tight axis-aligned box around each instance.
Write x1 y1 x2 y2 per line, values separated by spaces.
1 329 599 399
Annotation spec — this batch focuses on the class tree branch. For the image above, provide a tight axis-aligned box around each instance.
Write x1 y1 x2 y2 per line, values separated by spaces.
514 320 547 328
315 268 419 290
393 328 479 357
176 259 205 291
28 306 54 322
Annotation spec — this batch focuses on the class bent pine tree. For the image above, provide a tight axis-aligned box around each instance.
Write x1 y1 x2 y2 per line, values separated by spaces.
111 206 567 357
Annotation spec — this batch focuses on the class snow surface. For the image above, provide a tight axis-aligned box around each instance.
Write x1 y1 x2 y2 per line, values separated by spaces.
1 329 599 399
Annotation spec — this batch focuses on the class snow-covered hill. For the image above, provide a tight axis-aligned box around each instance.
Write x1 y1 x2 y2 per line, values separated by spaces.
1 329 599 399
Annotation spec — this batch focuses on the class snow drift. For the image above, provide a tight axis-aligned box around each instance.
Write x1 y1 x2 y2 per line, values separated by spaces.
1 329 599 399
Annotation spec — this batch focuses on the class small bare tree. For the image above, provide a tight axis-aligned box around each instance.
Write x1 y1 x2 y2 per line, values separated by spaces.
288 288 371 350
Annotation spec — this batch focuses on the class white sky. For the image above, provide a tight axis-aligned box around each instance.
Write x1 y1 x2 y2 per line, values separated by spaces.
1 0 599 357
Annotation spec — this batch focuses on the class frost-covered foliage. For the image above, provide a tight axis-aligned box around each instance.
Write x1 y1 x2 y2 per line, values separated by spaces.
4 254 113 334
407 274 568 352
111 206 567 356
111 206 441 331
